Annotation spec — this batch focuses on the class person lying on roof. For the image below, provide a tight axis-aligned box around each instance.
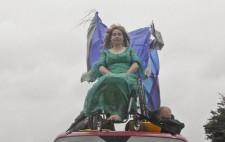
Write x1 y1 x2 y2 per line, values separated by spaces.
125 106 185 134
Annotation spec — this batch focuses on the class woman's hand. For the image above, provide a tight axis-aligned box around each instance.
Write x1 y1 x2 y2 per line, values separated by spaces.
126 62 139 74
99 66 112 74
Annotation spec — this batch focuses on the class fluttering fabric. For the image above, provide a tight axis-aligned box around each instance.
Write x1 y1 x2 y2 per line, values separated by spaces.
143 49 160 111
143 22 163 111
83 12 163 112
128 27 150 70
83 48 143 119
86 12 107 71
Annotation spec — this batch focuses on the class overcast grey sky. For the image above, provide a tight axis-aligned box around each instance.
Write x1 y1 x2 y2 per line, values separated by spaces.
1 0 225 142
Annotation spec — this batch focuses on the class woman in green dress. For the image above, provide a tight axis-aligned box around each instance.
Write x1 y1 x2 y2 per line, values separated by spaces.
83 24 143 121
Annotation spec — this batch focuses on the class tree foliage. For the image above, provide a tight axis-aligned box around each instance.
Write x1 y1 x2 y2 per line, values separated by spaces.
203 93 225 142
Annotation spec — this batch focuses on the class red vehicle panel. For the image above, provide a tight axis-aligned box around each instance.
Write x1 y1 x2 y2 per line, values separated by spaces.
54 131 188 142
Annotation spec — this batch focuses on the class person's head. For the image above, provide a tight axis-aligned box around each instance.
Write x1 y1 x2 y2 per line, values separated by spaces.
104 24 130 49
156 106 172 120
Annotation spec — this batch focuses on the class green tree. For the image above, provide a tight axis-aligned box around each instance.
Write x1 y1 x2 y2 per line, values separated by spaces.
203 93 225 142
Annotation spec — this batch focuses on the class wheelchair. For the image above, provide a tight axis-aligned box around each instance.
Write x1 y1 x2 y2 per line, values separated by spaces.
65 78 155 134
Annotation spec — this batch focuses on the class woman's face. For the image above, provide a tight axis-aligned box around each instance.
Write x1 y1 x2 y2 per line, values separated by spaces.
111 29 124 45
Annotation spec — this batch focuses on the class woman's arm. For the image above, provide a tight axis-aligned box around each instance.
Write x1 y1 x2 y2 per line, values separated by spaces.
99 66 112 74
126 62 139 74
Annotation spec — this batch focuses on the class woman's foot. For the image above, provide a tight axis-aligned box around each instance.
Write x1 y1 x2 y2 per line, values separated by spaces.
107 114 122 121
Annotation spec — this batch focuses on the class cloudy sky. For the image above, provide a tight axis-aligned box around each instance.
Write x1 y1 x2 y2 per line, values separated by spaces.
1 0 225 142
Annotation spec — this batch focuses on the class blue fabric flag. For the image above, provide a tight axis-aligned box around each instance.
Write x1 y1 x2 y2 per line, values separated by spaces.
143 49 161 111
144 24 162 111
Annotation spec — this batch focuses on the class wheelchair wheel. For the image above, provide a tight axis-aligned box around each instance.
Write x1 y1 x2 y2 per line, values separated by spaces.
93 114 103 131
133 120 142 131
96 117 102 131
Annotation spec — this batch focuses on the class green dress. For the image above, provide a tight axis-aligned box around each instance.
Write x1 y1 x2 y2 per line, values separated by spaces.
83 47 143 119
